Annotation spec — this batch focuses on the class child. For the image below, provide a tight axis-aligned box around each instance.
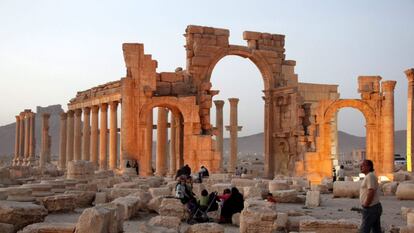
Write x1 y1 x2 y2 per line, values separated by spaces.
199 189 209 210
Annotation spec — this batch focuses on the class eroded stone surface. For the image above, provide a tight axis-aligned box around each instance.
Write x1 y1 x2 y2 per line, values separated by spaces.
0 201 48 231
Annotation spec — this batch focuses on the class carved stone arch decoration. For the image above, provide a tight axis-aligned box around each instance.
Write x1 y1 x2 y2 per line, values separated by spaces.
323 99 376 125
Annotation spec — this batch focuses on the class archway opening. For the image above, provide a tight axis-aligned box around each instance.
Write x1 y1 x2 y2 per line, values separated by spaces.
335 107 367 177
210 55 264 176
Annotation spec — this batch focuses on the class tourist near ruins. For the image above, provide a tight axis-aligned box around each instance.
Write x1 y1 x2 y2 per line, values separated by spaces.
0 24 414 233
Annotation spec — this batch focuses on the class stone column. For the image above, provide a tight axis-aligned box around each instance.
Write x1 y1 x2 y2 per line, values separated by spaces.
66 110 74 163
109 101 118 170
143 109 153 176
73 109 82 161
225 98 242 174
82 107 91 161
59 112 67 169
214 100 225 171
13 115 20 166
382 80 396 178
23 112 30 165
263 91 273 178
28 112 36 165
100 103 108 170
169 114 177 176
18 112 25 165
40 113 50 169
91 105 99 167
406 68 414 172
156 108 168 176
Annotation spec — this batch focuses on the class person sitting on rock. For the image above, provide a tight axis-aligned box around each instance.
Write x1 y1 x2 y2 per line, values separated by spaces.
197 165 210 183
219 187 244 223
198 189 209 211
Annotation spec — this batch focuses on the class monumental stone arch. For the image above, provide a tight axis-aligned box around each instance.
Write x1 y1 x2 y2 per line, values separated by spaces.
305 76 396 183
60 25 396 183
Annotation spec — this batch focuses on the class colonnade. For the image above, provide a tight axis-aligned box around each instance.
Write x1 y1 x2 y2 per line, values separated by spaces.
59 101 120 170
13 109 35 166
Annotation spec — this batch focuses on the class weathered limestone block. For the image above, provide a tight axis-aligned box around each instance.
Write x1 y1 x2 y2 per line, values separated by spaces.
311 184 329 194
305 191 320 208
0 167 11 185
232 213 240 226
240 199 278 233
287 215 316 232
185 223 224 233
159 198 187 220
75 183 98 192
208 173 231 182
274 212 288 232
65 190 95 207
75 206 116 233
299 219 360 233
41 180 66 194
129 190 152 209
98 203 124 233
18 222 76 233
394 171 410 182
67 161 94 179
0 223 14 233
292 178 310 189
0 188 8 200
231 178 257 188
6 187 35 202
243 186 263 199
147 196 165 213
148 216 181 231
0 201 48 231
149 187 172 198
269 180 289 192
402 207 414 221
113 182 139 189
289 184 303 192
271 190 298 203
321 178 333 190
106 188 140 201
42 194 76 212
137 224 178 233
400 225 414 233
396 183 414 200
156 81 172 95
333 181 360 198
408 212 414 226
21 184 53 198
94 192 107 205
382 181 398 196
111 196 141 220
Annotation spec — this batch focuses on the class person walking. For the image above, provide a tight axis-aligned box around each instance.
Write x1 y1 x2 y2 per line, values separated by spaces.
337 165 345 181
359 159 382 233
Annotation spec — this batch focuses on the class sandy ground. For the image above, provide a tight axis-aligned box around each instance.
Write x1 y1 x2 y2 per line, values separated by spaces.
44 194 414 232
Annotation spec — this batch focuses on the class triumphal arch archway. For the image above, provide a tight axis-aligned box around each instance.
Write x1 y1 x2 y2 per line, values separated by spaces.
65 25 396 183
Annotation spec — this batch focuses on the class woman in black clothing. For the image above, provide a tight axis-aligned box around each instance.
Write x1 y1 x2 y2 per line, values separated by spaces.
220 187 244 223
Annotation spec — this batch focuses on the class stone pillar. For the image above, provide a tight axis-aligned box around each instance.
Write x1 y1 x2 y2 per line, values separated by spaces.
263 91 273 178
156 108 168 176
82 107 91 161
73 109 82 161
23 112 30 165
40 113 50 169
214 100 225 171
18 112 25 165
59 112 67 169
143 109 153 176
225 98 242 174
406 68 414 172
28 112 36 165
176 116 184 170
109 101 118 170
13 115 20 166
99 103 108 170
66 110 74 163
169 114 177 176
91 105 99 167
382 80 396 178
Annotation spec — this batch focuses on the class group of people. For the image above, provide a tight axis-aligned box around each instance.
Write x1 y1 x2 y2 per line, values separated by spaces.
332 165 345 182
174 165 244 223
125 160 139 175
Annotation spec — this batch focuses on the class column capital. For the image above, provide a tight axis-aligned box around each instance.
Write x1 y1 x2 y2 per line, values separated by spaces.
100 103 108 112
228 98 239 105
109 101 119 109
382 80 397 92
405 68 414 82
214 100 225 108
74 108 82 116
60 112 67 120
91 105 99 113
83 107 91 114
67 110 74 117
15 115 20 120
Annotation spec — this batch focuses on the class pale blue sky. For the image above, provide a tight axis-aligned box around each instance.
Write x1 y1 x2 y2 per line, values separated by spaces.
0 0 413 137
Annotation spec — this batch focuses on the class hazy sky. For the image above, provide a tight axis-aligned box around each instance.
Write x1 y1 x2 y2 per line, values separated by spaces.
0 0 413 137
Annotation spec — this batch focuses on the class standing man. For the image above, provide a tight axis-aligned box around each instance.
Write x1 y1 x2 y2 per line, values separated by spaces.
359 159 382 233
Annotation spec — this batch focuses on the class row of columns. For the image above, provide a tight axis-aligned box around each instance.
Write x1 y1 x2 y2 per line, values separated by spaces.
59 101 119 170
13 109 36 166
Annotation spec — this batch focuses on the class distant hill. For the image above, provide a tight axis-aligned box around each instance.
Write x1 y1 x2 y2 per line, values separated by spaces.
0 108 408 160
